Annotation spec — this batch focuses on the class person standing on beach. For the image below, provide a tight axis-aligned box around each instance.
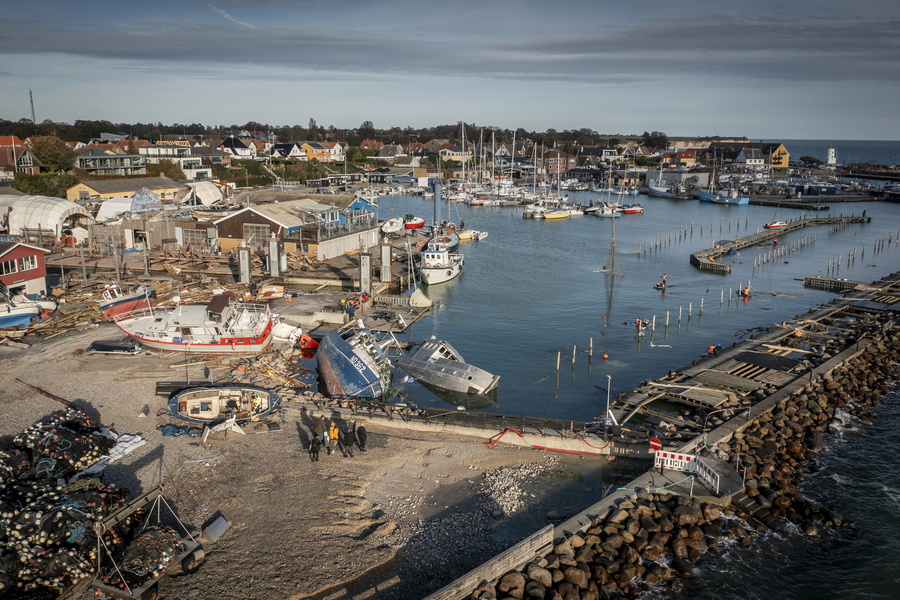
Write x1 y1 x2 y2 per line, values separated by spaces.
328 420 339 455
356 423 368 452
313 416 328 449
309 436 321 462
343 422 357 458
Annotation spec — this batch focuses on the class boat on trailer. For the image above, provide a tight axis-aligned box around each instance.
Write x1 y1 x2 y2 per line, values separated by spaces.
168 385 282 425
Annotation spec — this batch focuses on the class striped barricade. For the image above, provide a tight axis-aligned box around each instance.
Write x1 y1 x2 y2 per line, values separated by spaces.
654 451 721 495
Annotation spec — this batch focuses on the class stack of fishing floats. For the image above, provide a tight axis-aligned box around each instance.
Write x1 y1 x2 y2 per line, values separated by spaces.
0 409 139 595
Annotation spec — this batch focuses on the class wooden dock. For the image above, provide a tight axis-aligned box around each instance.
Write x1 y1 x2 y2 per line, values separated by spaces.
802 276 867 293
691 213 871 274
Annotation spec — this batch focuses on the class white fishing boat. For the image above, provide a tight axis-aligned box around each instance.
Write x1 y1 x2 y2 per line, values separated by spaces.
114 293 290 354
418 248 464 285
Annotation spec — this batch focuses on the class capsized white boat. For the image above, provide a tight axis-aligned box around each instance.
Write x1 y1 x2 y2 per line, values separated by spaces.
396 339 499 395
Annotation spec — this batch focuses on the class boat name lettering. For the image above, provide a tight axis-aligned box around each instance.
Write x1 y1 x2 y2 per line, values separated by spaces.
349 355 368 375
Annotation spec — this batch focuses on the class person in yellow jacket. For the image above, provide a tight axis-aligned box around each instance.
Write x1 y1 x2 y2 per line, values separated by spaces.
328 420 339 455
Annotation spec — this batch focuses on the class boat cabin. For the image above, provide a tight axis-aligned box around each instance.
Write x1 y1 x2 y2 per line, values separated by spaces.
206 293 233 323
421 249 449 269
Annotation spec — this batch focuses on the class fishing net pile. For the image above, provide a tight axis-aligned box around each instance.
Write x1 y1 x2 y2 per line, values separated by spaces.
98 527 187 592
0 409 137 599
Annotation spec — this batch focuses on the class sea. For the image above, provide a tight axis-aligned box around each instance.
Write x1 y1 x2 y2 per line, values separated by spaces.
371 139 900 599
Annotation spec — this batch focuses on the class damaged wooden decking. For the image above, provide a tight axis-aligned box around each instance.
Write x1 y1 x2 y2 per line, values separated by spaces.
691 213 871 274
606 276 900 443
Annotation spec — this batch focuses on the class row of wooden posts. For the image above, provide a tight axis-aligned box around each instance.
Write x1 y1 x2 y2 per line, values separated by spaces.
553 281 752 372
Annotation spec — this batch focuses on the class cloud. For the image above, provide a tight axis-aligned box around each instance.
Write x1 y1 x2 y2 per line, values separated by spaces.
209 4 257 29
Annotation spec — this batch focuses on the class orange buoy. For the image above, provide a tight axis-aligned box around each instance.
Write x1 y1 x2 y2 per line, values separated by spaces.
602 353 609 361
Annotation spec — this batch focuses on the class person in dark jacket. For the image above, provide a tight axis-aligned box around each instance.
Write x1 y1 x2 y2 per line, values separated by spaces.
356 423 368 452
309 436 321 462
313 415 328 448
343 422 357 458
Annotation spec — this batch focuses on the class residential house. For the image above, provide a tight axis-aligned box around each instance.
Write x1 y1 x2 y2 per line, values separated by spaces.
706 142 790 170
220 136 256 159
300 142 333 162
406 142 425 155
139 142 211 180
0 136 42 176
438 146 471 165
271 143 306 160
542 150 576 175
376 144 405 164
191 146 232 168
394 155 422 169
735 147 766 170
661 150 700 169
0 241 51 296
359 139 384 153
422 139 449 154
320 142 345 163
74 152 146 177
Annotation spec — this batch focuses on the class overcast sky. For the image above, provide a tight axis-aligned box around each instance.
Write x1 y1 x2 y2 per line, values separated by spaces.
2 0 898 140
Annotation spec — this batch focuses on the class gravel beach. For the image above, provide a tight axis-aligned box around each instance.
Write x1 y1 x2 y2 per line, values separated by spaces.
0 326 622 600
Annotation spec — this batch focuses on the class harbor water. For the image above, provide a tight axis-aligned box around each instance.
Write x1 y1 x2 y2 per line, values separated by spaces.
378 194 900 421
373 192 900 600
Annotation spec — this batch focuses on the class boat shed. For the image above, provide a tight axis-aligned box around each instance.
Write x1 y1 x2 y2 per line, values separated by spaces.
0 240 51 295
65 176 182 202
214 193 378 260
0 195 93 243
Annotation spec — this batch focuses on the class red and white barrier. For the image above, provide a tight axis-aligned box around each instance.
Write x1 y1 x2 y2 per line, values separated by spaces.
654 451 721 494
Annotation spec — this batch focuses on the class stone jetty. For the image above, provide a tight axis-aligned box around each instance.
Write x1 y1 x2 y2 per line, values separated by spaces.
423 273 900 600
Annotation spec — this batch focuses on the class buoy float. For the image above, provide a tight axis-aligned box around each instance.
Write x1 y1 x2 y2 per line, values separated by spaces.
603 353 609 361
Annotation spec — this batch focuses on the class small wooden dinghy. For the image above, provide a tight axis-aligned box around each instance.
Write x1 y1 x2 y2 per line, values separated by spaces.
168 386 281 425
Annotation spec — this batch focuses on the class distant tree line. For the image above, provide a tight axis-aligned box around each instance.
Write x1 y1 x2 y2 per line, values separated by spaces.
0 117 669 150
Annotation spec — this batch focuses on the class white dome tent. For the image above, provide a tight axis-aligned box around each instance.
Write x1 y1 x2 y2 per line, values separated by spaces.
0 195 92 240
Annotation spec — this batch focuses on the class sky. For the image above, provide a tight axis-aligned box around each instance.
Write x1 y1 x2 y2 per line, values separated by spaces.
2 0 899 140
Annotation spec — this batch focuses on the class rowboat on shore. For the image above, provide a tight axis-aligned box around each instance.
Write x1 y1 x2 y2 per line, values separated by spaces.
168 385 282 424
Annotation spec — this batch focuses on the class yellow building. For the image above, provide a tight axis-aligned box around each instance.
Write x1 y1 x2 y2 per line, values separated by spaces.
66 177 182 202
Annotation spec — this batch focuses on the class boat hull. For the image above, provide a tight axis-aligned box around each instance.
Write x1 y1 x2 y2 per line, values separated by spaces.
698 190 750 205
114 301 275 354
404 216 426 229
397 340 499 395
0 305 41 328
316 324 391 399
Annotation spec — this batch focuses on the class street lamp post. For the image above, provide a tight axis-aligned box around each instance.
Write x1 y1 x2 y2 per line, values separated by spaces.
605 375 611 423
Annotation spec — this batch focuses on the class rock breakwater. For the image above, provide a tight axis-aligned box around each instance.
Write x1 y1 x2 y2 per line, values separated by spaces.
469 319 899 600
